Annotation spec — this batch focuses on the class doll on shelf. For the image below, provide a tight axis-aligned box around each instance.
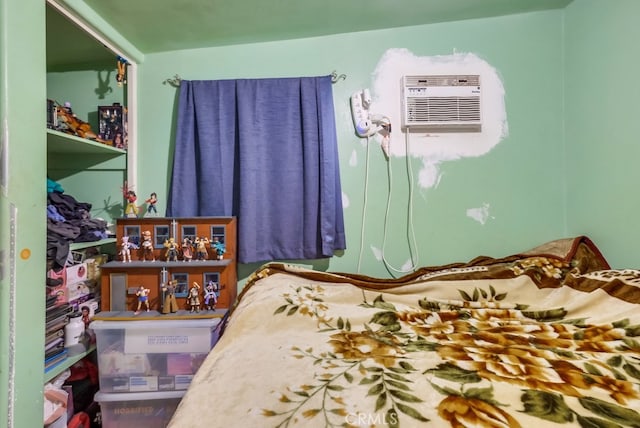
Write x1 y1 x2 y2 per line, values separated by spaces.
140 230 155 262
211 237 226 260
203 281 218 310
161 279 179 314
134 285 151 315
80 305 92 329
188 282 201 313
124 190 139 218
119 235 138 262
182 237 194 262
144 192 158 217
194 236 210 261
163 237 180 262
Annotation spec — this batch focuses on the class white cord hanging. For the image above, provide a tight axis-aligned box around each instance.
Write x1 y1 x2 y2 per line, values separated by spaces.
380 131 420 277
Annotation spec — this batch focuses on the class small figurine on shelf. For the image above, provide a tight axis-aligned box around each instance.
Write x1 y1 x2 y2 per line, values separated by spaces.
162 279 179 314
80 305 92 329
134 285 151 315
54 100 100 140
116 56 128 87
113 131 125 149
119 235 138 262
203 281 218 311
164 237 180 262
144 192 158 217
182 237 194 262
194 236 210 261
124 190 139 218
141 230 155 262
211 237 226 260
188 282 201 313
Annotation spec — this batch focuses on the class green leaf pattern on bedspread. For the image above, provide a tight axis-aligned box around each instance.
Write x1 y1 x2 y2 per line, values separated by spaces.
262 279 640 428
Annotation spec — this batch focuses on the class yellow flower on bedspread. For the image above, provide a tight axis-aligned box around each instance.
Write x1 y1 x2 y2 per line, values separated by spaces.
438 395 521 428
510 256 568 279
266 284 640 427
405 306 640 405
328 330 405 367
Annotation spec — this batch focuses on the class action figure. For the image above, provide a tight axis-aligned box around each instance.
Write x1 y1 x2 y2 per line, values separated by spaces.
134 285 151 315
188 282 201 313
211 237 226 260
162 279 179 314
116 56 128 86
194 236 210 261
140 230 155 262
203 281 218 310
124 190 139 218
164 237 180 262
182 237 193 262
145 192 158 217
80 305 92 329
119 235 138 262
55 101 99 140
113 131 125 150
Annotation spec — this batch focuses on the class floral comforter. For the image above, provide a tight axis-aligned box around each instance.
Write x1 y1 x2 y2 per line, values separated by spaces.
169 237 640 428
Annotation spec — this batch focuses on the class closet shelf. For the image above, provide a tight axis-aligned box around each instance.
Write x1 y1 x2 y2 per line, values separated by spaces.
44 344 96 383
47 129 126 155
69 238 117 251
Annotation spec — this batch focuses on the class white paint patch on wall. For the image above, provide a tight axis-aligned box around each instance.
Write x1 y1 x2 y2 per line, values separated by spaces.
370 245 383 261
349 149 358 167
370 246 415 272
467 202 493 225
370 48 508 189
418 159 443 189
342 192 350 209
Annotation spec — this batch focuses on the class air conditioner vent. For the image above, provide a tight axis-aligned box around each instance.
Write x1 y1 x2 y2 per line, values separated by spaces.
402 74 481 132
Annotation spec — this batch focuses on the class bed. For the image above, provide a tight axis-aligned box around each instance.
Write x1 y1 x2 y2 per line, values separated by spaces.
168 236 640 427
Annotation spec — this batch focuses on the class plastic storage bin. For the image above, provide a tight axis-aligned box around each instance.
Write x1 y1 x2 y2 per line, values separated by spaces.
95 390 184 428
91 318 220 392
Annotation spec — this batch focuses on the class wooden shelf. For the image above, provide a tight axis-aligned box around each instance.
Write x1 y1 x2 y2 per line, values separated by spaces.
44 344 96 383
69 238 117 251
47 129 126 155
102 259 232 269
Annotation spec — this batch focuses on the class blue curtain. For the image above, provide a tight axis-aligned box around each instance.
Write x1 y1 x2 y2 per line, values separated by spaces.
166 75 346 263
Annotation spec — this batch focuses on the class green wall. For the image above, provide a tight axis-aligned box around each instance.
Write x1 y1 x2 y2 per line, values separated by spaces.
138 10 567 279
1 0 47 427
3 1 639 425
564 0 640 268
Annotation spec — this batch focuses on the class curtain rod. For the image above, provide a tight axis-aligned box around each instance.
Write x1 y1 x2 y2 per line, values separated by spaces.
163 71 346 88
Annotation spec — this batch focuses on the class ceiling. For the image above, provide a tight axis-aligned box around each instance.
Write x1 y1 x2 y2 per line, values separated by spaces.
47 0 573 70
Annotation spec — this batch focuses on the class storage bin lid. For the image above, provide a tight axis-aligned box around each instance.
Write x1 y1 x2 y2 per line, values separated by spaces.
94 389 186 402
90 317 220 330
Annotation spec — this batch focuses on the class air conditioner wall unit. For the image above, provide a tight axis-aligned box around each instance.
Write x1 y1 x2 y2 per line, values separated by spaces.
401 74 481 132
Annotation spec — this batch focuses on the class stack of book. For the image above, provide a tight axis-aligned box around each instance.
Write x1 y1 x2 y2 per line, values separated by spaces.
45 295 71 373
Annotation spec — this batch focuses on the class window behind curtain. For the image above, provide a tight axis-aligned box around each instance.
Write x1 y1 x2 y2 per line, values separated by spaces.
166 75 346 264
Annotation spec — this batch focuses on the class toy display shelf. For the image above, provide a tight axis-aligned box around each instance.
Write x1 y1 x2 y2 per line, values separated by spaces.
47 129 126 155
44 343 96 383
101 259 232 269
